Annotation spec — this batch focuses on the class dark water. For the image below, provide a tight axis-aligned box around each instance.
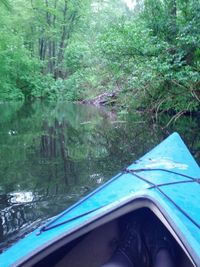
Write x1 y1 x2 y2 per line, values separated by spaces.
0 101 200 250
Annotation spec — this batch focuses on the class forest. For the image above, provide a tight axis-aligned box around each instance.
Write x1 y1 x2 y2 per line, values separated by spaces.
0 0 200 115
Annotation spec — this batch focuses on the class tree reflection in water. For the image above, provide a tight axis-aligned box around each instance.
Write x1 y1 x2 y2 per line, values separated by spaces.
0 101 200 250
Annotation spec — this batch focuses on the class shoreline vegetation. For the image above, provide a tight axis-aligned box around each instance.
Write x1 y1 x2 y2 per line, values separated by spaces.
0 0 199 119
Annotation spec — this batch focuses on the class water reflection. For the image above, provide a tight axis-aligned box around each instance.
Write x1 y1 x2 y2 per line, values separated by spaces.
0 101 199 250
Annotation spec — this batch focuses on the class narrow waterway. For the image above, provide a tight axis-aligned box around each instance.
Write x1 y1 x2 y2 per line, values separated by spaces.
0 101 200 250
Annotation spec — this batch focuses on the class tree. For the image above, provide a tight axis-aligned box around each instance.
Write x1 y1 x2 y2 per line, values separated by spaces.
27 0 90 79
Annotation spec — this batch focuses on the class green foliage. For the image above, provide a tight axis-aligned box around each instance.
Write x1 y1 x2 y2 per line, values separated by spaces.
0 0 199 114
0 4 46 101
64 41 91 74
0 24 38 100
91 0 200 113
0 0 91 102
44 77 81 101
0 0 11 10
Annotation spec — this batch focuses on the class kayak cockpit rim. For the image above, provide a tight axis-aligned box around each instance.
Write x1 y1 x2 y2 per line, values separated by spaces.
13 196 198 267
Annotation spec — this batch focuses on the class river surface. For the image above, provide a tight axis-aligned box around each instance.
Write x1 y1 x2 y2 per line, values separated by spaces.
0 101 200 251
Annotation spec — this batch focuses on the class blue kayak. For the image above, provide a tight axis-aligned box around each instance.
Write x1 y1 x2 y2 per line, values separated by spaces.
0 132 200 266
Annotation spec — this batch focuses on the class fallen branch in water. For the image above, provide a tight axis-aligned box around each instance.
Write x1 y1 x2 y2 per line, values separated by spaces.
81 89 120 106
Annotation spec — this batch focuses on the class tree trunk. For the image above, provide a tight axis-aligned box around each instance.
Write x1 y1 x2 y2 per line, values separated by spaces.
169 0 177 38
55 0 78 79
